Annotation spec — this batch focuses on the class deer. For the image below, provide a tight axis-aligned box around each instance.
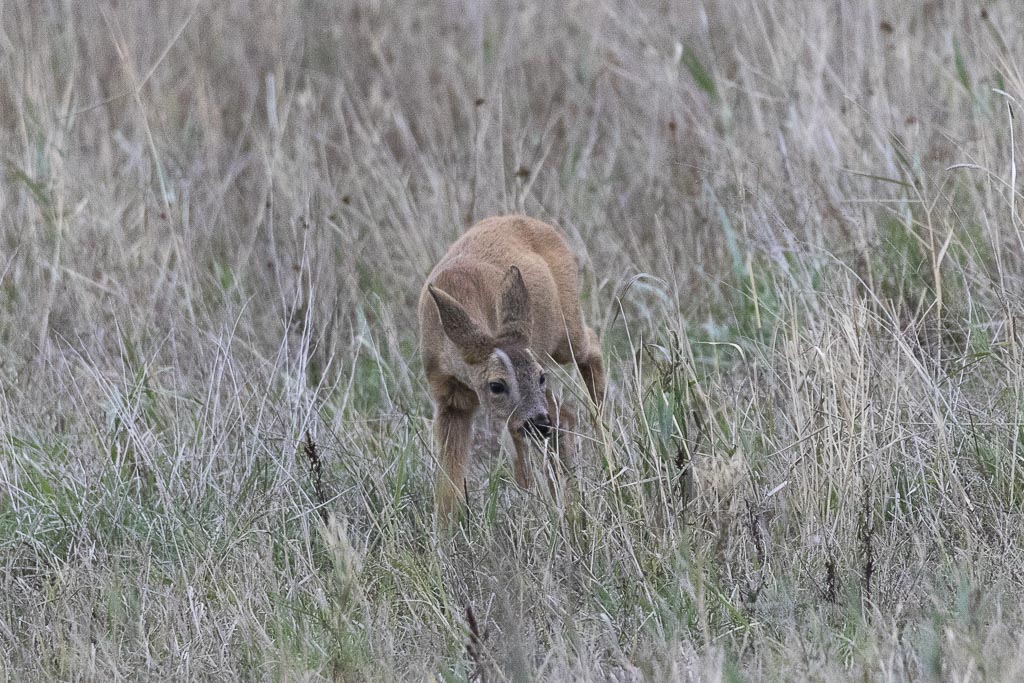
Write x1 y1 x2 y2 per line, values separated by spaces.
419 215 606 520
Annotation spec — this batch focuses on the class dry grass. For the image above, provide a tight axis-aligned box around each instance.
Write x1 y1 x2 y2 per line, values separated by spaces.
2 0 1024 680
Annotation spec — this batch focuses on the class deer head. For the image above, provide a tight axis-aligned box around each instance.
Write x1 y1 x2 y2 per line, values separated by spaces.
428 266 551 438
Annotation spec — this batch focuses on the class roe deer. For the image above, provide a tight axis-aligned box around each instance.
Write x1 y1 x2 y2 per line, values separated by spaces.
419 215 606 520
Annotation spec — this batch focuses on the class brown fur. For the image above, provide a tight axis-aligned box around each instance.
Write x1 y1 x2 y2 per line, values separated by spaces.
419 215 606 520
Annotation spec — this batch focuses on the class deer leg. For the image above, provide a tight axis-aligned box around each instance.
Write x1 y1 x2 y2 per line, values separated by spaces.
578 325 606 407
510 429 534 491
544 389 578 498
434 404 475 522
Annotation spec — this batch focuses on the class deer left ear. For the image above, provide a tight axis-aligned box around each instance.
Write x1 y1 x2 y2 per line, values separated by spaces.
429 285 495 364
498 265 531 344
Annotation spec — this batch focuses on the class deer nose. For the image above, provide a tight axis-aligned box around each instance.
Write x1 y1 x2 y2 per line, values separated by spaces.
527 413 552 439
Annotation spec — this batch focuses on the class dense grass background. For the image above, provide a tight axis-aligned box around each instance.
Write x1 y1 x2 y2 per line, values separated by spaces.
3 0 1024 680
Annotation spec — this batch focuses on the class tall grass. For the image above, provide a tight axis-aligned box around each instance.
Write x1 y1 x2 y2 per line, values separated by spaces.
2 0 1023 680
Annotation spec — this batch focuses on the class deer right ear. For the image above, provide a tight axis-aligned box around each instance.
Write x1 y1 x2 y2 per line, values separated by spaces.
498 265 531 344
429 285 494 364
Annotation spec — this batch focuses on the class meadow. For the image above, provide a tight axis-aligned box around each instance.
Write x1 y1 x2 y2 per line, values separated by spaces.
2 0 1024 680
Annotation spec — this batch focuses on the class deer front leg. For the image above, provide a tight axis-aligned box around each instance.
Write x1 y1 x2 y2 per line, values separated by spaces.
510 429 534 491
578 325 606 407
544 389 578 498
434 404 475 522
510 392 575 499
547 389 575 462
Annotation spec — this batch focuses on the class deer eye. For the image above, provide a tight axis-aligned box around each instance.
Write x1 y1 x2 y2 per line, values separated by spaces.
539 373 546 386
488 381 507 395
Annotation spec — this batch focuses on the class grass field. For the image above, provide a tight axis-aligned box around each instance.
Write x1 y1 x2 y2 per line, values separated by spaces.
3 1 1024 680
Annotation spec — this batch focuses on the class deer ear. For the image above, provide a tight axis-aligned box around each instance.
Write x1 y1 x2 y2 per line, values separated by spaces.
429 285 494 364
498 265 531 344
